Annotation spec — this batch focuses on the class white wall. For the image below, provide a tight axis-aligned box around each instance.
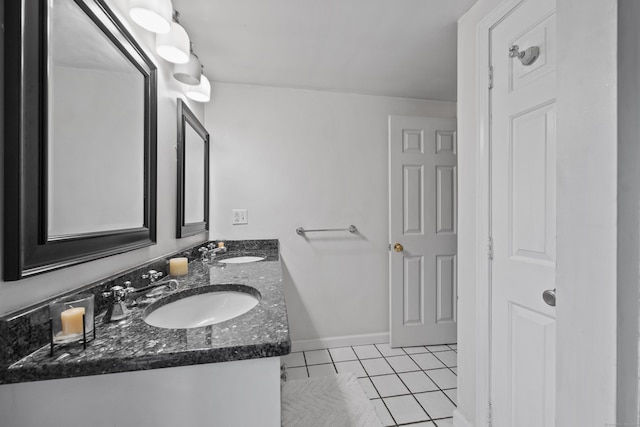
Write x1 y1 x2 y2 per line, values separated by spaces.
205 83 455 342
0 0 207 316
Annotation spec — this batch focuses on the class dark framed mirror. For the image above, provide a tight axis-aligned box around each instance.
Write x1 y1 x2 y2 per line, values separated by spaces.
176 99 209 238
4 0 157 280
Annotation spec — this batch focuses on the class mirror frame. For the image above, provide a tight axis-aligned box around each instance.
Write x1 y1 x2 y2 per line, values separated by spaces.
176 99 209 238
3 0 158 280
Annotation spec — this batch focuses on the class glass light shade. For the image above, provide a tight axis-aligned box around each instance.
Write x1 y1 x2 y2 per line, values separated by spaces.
128 0 172 34
186 75 211 102
156 21 190 64
173 53 201 85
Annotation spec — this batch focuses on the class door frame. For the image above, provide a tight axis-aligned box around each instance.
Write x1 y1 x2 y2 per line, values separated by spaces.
470 1 528 426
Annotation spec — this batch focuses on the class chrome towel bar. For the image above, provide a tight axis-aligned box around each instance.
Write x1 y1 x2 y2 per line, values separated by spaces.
296 225 357 236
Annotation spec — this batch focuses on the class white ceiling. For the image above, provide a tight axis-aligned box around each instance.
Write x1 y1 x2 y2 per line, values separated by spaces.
172 0 476 101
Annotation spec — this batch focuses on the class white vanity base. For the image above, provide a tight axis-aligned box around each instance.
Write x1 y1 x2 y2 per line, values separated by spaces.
0 356 281 427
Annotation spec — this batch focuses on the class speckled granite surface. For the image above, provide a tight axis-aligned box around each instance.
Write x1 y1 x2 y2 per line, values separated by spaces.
0 241 290 385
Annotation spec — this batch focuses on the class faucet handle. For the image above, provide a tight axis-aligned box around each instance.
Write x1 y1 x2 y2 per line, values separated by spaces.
199 247 210 262
142 270 163 282
122 281 135 293
102 281 133 302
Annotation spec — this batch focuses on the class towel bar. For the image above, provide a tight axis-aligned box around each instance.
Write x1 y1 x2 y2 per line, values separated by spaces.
296 225 357 236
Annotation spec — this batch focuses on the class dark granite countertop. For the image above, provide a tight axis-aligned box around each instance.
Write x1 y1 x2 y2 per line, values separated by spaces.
0 248 290 385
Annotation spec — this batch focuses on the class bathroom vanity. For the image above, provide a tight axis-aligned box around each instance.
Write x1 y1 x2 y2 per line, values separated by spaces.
2 1 289 423
0 241 290 427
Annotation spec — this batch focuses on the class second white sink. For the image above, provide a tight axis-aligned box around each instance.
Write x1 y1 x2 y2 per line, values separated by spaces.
219 256 265 264
144 286 260 329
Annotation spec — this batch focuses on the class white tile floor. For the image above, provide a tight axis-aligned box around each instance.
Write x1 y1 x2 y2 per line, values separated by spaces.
281 342 457 426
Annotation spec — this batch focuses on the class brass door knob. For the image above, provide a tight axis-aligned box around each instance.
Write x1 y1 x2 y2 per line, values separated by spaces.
394 243 404 252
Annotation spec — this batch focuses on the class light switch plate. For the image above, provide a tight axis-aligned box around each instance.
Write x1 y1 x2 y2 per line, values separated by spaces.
232 209 248 225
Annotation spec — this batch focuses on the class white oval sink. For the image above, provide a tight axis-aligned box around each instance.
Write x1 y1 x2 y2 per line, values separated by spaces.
219 256 265 264
144 288 259 329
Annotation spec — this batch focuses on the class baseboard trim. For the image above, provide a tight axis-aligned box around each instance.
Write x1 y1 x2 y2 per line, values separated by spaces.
453 410 473 427
291 332 390 352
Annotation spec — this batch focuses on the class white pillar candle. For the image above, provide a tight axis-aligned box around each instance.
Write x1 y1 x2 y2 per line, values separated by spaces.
61 307 85 336
169 257 189 276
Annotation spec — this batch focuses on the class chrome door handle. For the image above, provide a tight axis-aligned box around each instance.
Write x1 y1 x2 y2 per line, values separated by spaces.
509 45 540 66
542 289 556 307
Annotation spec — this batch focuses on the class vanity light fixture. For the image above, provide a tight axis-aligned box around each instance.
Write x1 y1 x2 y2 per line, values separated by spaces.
173 43 201 85
185 66 211 102
128 0 173 34
155 11 190 64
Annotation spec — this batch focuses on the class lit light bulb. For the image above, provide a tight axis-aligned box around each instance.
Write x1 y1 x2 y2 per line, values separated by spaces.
128 0 172 33
186 75 211 103
155 13 190 64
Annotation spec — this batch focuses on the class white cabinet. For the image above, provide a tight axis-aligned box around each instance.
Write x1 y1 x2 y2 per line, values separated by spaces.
0 356 281 427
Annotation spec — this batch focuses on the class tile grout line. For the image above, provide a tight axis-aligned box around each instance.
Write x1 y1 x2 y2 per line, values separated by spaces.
368 367 457 377
326 347 338 375
355 345 401 427
360 345 456 425
385 351 439 423
301 351 310 377
297 344 457 427
401 351 458 414
366 348 432 426
428 351 458 408
390 364 436 424
429 348 458 371
404 351 447 374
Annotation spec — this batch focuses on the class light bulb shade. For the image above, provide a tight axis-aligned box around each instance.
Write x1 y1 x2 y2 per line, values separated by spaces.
156 22 190 64
186 75 211 102
129 0 172 33
173 53 201 85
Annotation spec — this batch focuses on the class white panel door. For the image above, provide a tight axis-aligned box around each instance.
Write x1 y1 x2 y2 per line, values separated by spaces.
490 0 556 425
389 116 457 347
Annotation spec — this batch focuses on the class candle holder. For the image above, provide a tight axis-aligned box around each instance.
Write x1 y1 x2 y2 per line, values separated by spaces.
48 294 95 356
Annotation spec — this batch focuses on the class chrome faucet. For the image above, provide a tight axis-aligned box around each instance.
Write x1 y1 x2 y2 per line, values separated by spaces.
198 247 210 262
127 278 179 302
208 242 227 258
128 271 178 303
102 281 133 322
198 242 227 262
102 272 179 321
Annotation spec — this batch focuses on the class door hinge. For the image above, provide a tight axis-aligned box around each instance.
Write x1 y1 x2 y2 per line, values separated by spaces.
487 402 493 426
487 237 493 260
488 65 494 90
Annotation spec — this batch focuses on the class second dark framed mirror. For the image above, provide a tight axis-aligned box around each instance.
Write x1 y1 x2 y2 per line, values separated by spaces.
176 99 210 238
